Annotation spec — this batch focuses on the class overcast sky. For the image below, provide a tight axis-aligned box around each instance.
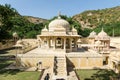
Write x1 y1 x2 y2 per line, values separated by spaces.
0 0 120 19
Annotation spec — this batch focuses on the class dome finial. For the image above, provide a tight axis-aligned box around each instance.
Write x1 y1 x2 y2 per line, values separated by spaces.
45 25 47 29
72 25 77 31
42 25 48 32
102 27 104 31
58 11 61 19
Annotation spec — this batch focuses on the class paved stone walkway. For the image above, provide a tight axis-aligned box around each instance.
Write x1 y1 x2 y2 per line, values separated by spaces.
40 67 52 80
67 67 79 80
67 71 79 80
40 67 79 80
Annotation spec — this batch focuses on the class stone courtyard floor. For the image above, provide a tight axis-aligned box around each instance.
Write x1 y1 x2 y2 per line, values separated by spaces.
0 48 119 80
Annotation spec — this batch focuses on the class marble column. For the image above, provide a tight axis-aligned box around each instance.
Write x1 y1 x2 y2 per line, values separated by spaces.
64 38 66 50
107 41 110 49
75 38 78 51
41 38 44 48
62 38 64 49
69 38 72 52
53 37 56 50
47 38 50 49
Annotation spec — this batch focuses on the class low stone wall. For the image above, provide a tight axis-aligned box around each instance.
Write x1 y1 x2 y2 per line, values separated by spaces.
110 37 120 49
15 39 38 54
66 54 103 69
0 40 14 50
16 53 103 70
16 54 54 69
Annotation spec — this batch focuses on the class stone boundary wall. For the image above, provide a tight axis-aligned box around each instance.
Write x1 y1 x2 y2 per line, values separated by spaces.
15 39 38 54
66 53 103 69
16 55 54 69
110 37 120 49
0 40 14 50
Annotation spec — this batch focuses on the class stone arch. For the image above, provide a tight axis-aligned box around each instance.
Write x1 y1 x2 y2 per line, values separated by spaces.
66 38 70 49
56 37 62 49
72 38 75 48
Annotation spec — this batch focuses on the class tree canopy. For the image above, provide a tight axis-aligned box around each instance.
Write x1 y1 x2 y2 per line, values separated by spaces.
0 4 44 40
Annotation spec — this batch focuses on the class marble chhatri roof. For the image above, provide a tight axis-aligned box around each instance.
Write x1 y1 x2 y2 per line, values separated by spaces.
88 31 96 38
95 28 110 40
48 16 70 32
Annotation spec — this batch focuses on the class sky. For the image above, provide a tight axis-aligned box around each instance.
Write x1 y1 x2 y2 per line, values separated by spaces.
0 0 120 19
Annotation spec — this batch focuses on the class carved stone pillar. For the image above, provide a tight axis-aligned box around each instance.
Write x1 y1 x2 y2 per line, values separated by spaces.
53 37 56 50
69 38 72 52
47 37 50 49
75 38 78 51
64 38 66 50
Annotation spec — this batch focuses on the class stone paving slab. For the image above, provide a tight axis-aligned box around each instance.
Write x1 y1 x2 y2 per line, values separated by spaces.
67 67 79 80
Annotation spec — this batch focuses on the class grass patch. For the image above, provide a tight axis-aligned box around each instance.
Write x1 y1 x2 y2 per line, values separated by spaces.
0 48 40 80
76 69 118 80
0 69 40 80
0 47 16 55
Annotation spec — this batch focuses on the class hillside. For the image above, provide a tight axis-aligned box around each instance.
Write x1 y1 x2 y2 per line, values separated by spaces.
24 16 47 24
73 6 120 29
1 4 120 39
0 4 47 40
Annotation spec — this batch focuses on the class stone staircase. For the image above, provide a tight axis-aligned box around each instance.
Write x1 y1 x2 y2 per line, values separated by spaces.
52 55 67 80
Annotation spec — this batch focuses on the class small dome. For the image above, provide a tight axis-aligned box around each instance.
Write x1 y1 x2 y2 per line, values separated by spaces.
48 17 70 32
72 27 77 32
42 25 48 32
95 28 110 40
95 40 101 45
88 31 96 38
77 39 81 43
98 29 107 37
13 32 18 37
16 39 23 44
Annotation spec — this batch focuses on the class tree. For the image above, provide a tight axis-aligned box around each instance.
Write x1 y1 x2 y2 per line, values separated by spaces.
0 4 19 40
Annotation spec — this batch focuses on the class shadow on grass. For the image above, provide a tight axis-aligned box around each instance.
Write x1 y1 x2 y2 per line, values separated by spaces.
0 47 15 54
85 69 118 80
0 69 21 77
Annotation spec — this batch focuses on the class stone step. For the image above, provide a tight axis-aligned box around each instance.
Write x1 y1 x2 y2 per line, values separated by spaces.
56 57 65 59
57 61 65 63
57 72 65 75
57 73 67 76
53 75 67 80
56 69 65 72
57 67 66 69
56 71 65 74
57 57 65 58
57 62 65 64
57 61 64 63
56 69 65 71
57 59 65 61
56 60 65 62
53 55 67 79
57 64 66 66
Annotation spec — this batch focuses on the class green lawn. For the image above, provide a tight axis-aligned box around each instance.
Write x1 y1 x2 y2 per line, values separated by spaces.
0 60 40 80
76 69 118 80
0 48 41 80
0 69 40 80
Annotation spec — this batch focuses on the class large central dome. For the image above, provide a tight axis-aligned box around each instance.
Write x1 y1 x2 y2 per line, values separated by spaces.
48 16 70 32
